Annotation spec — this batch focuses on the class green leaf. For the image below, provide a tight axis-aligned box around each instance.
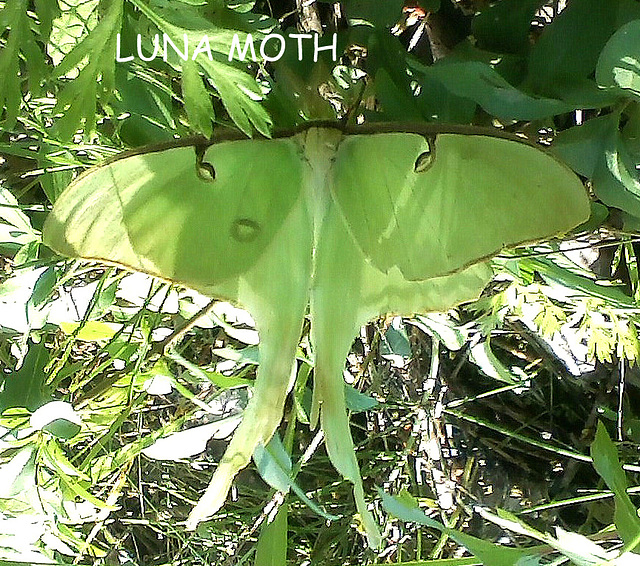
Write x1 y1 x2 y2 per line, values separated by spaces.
590 421 640 546
253 435 339 520
382 321 411 358
596 118 640 220
253 434 291 491
254 503 287 566
34 0 62 41
597 19 640 100
52 0 123 138
114 65 176 146
182 58 214 137
478 507 629 565
469 338 519 385
527 0 640 98
552 115 613 178
142 415 242 460
412 60 572 121
46 450 115 510
0 0 48 128
472 0 546 54
374 67 423 122
58 320 122 341
380 490 539 566
0 186 39 254
212 345 259 365
201 60 272 137
625 418 640 443
363 29 424 121
0 341 52 413
38 167 75 209
28 267 56 312
41 439 90 481
412 314 466 352
129 0 272 136
0 447 36 499
555 113 640 222
30 401 82 440
344 384 378 413
339 0 406 28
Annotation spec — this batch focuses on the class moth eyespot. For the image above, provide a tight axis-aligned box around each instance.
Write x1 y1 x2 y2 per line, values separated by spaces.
195 145 216 181
231 218 260 242
414 137 436 173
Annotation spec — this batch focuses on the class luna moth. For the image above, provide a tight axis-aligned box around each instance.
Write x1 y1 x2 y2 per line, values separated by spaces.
43 122 589 547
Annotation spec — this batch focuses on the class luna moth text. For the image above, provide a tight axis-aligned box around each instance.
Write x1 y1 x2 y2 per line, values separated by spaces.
115 32 338 64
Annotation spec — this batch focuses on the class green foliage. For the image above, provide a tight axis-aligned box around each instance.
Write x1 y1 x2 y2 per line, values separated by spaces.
254 503 288 566
0 340 51 412
0 0 53 128
411 59 573 120
472 0 545 54
527 0 640 99
51 0 123 139
591 421 640 548
382 424 640 564
0 0 272 138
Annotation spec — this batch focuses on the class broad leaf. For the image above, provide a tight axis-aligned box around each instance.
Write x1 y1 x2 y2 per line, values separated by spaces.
597 19 640 100
527 0 640 99
412 60 572 121
472 0 546 54
0 341 52 413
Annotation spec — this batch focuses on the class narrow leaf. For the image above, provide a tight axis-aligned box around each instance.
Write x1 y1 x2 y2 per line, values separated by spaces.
590 422 640 546
380 490 538 566
253 435 339 520
254 503 288 566
182 58 214 137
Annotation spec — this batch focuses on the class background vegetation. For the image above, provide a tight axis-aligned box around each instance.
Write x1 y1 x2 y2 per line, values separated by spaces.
2 0 640 564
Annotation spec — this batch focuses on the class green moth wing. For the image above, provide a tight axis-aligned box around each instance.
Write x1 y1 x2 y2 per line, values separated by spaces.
45 134 315 540
44 138 304 291
310 200 493 548
330 132 590 281
43 124 590 548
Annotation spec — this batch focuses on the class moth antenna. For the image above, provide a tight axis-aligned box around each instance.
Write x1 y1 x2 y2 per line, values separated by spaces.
414 136 436 172
195 145 216 181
